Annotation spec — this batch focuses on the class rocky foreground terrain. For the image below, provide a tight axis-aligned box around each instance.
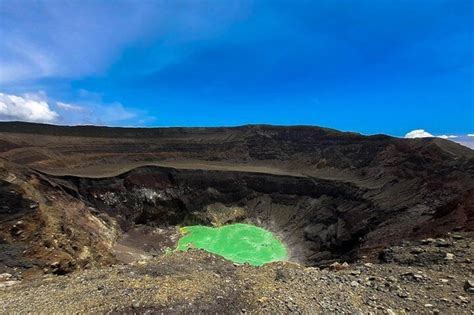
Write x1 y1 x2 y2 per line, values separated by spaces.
1 234 473 313
0 122 473 313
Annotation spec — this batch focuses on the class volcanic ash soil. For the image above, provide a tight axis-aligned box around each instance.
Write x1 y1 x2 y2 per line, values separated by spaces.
1 233 473 314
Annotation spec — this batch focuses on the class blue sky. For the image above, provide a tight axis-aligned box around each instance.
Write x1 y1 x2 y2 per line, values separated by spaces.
0 0 473 139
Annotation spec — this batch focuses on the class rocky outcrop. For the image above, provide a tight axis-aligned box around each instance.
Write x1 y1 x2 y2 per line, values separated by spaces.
0 161 119 276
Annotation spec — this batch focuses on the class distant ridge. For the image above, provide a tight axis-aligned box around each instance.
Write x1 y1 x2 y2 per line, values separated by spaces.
0 121 383 139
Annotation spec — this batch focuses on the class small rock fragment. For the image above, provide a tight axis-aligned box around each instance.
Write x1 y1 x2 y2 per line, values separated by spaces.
29 203 38 209
445 253 454 260
457 296 469 303
411 247 424 254
421 238 435 245
329 262 349 271
0 273 12 282
0 280 20 288
464 280 474 293
275 269 290 282
436 239 450 247
413 274 423 281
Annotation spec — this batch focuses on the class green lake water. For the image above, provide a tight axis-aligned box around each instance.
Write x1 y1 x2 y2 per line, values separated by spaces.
176 223 287 266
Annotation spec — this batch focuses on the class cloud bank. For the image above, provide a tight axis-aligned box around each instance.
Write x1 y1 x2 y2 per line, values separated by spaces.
437 135 458 139
0 92 58 123
56 102 85 112
0 92 143 126
405 129 460 140
404 129 434 138
405 129 474 149
0 1 250 84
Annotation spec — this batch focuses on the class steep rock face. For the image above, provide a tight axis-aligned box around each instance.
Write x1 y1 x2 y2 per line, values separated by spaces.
62 164 473 266
0 161 118 276
61 167 372 265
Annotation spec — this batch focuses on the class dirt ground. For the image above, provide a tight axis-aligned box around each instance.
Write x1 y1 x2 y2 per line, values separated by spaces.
1 233 472 314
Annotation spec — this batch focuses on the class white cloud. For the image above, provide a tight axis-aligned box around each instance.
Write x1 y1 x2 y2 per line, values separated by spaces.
54 90 139 125
404 129 474 150
0 2 250 84
56 102 85 112
405 130 459 140
99 103 137 122
437 135 458 139
59 102 138 126
0 92 58 123
0 91 143 126
404 129 434 138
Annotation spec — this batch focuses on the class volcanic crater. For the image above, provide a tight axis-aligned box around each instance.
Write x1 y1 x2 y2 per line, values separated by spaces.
0 122 472 273
0 122 473 313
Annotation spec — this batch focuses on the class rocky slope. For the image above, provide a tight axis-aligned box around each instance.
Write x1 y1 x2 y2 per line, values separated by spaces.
1 234 473 313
